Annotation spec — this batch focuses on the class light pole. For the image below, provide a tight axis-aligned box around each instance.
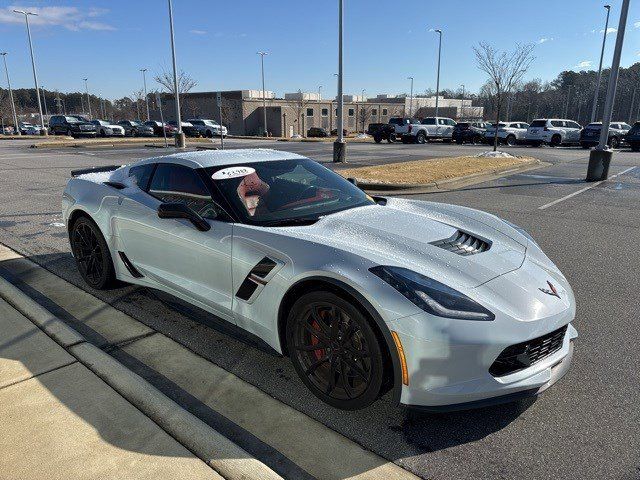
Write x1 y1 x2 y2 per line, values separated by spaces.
83 78 92 119
460 84 465 119
256 52 268 136
318 85 322 101
333 0 345 162
140 68 150 121
587 0 630 181
591 4 612 123
407 76 414 117
14 10 46 135
0 53 20 135
434 29 442 118
167 0 185 147
41 85 48 118
361 89 366 133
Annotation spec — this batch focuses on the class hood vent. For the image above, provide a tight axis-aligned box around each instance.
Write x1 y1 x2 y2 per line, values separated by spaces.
430 230 491 256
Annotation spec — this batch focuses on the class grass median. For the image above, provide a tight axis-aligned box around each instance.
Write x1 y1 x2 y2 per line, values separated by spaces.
337 153 539 187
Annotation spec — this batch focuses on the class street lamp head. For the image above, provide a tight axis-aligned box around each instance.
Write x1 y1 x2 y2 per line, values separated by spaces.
408 76 414 80
604 4 611 9
0 52 6 56
257 51 268 56
13 10 37 16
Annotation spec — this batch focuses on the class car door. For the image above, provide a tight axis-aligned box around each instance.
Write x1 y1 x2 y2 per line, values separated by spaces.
567 121 582 142
114 162 235 322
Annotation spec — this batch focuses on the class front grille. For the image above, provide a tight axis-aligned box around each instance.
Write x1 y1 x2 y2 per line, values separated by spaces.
489 325 567 377
430 230 491 256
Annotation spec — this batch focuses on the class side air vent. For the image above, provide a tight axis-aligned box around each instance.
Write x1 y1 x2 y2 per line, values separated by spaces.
236 257 278 301
430 230 491 256
118 251 144 278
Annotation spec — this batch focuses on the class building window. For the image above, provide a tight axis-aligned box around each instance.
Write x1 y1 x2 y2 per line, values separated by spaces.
335 109 338 116
382 108 388 116
371 108 378 116
321 108 328 117
306 108 314 117
348 108 355 117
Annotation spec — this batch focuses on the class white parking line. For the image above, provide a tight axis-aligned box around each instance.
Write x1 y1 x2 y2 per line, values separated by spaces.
538 166 637 210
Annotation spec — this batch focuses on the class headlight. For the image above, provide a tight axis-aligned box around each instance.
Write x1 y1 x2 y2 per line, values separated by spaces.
502 219 538 246
370 266 494 321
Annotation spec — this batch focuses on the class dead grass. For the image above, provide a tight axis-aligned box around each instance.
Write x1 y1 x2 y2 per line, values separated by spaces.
337 155 537 185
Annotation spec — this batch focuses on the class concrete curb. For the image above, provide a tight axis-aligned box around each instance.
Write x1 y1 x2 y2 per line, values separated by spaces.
0 272 282 480
354 159 545 194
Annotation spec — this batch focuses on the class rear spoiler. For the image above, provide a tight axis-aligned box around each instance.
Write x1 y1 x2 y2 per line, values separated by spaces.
71 165 121 177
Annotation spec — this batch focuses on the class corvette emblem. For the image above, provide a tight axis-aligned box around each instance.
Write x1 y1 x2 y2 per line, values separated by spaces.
539 281 561 299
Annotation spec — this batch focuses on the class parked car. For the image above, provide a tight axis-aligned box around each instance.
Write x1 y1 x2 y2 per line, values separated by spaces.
484 122 530 146
525 119 582 147
372 124 398 143
20 122 46 135
145 120 177 137
330 128 348 136
625 122 640 151
366 123 386 136
580 122 630 149
63 149 577 411
2 125 16 135
452 122 491 144
91 120 125 137
419 117 457 142
48 115 97 138
307 127 329 138
168 121 200 137
186 118 228 138
117 120 154 137
388 117 423 143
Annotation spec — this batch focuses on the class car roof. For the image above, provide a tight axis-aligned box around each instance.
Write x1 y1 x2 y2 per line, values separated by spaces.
136 148 308 169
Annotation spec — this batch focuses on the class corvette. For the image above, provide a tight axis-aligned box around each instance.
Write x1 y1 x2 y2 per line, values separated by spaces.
62 149 577 411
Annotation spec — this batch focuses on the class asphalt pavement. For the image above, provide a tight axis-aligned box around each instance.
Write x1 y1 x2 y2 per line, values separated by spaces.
0 138 638 479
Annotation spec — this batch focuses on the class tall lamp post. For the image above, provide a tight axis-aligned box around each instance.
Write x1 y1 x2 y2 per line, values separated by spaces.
318 85 322 101
434 29 443 118
41 85 49 118
14 10 46 135
167 0 185 147
460 84 465 119
140 68 150 121
0 53 20 135
83 78 92 119
407 76 414 117
333 0 345 162
591 4 612 123
257 51 269 136
587 0 630 181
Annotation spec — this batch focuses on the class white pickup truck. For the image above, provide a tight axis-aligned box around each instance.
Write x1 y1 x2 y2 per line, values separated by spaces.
389 116 456 144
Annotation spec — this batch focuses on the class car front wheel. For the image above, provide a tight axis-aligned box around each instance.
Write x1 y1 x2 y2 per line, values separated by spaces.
70 216 116 290
608 136 620 149
286 291 385 410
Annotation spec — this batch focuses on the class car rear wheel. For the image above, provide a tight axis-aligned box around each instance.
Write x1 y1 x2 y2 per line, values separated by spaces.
206 130 213 138
66 129 73 137
506 134 517 146
374 135 382 144
387 133 397 143
70 216 116 290
286 291 385 410
608 136 620 149
416 132 426 144
100 129 106 137
550 135 562 147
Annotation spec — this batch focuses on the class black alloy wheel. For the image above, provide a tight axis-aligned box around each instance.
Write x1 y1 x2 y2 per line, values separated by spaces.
70 217 116 289
506 134 517 146
287 291 385 410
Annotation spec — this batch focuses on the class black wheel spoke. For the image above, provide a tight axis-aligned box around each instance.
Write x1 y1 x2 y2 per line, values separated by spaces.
343 357 369 382
304 355 329 376
325 357 338 395
301 322 330 343
339 359 353 399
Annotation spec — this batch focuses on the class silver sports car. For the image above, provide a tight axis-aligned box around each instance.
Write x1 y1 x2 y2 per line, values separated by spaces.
62 149 577 411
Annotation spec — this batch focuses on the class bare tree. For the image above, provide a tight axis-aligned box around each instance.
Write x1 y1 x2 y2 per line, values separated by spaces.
154 68 198 95
474 42 535 151
358 104 373 134
287 91 310 136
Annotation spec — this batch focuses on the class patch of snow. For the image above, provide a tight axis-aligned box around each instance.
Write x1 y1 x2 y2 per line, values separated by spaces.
475 150 516 158
50 222 65 227
355 133 370 139
76 171 115 183
291 134 303 139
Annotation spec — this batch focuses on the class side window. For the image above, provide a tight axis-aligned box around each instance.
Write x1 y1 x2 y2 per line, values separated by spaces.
128 164 155 190
382 108 388 116
551 120 563 128
306 108 314 117
148 164 221 220
321 108 328 117
50 117 59 126
348 108 355 117
371 108 377 116
447 119 456 126
438 118 446 125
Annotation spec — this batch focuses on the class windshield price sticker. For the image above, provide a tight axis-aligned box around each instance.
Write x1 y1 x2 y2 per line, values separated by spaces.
212 166 256 180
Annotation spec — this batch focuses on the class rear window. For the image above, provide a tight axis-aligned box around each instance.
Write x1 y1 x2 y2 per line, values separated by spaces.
530 120 547 128
421 118 436 125
389 118 405 126
129 164 155 190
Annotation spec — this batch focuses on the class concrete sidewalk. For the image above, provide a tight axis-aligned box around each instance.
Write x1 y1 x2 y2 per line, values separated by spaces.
0 297 222 480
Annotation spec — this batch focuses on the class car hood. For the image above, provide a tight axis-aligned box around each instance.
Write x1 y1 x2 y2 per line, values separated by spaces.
282 198 527 288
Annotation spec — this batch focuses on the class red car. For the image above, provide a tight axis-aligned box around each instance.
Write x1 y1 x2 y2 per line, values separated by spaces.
144 120 177 137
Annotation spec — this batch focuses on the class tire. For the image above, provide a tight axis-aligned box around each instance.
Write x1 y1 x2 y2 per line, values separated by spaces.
206 130 213 138
506 134 517 146
550 135 562 147
608 136 620 149
100 129 106 137
387 133 397 144
401 137 409 144
132 128 138 137
416 132 426 144
70 216 116 290
374 135 382 144
286 290 385 410
456 139 463 145
66 129 74 138
581 143 591 149
631 143 640 152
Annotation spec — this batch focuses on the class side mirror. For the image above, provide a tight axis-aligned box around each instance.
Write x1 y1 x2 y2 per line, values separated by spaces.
347 177 358 187
158 202 210 232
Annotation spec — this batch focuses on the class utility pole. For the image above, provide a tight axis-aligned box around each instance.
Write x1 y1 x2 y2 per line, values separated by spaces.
41 86 48 118
361 88 366 133
591 4 612 123
434 29 442 118
587 0 630 181
0 53 20 135
83 78 92 119
14 10 46 134
140 68 150 121
333 0 345 162
460 84 465 119
318 85 322 101
407 76 414 117
167 0 185 148
629 87 637 123
257 52 268 136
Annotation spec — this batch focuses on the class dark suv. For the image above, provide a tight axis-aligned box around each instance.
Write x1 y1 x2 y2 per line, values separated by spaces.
626 122 640 151
49 115 97 138
452 121 491 144
307 127 329 137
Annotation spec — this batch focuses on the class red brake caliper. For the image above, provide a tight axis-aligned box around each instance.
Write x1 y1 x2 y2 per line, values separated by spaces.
310 311 326 361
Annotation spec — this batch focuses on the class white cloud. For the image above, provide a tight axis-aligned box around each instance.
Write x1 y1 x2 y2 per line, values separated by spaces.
634 21 640 28
602 27 617 34
189 29 207 35
538 37 554 44
576 60 593 69
0 5 115 31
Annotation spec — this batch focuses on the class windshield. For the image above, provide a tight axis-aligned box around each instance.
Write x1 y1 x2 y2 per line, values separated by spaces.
65 116 82 123
207 158 374 226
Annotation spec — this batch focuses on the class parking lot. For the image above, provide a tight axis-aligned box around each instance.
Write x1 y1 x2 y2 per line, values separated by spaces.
0 139 638 479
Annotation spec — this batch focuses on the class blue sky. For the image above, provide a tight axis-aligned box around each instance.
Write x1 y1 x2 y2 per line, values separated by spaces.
0 0 639 100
